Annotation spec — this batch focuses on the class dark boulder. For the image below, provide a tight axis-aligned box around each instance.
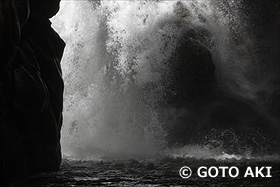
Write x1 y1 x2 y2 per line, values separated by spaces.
159 27 217 146
168 28 216 107
160 27 279 153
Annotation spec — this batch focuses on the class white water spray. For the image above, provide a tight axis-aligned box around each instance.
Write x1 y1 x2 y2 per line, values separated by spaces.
52 0 279 160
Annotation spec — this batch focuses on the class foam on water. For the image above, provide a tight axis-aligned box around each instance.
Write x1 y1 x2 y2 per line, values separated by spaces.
167 145 280 161
52 0 279 160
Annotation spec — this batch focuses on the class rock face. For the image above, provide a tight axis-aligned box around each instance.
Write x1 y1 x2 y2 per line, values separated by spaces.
158 28 217 146
169 28 216 107
160 27 279 153
0 0 64 181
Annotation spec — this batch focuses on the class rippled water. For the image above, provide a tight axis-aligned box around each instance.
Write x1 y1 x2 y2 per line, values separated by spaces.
10 157 280 186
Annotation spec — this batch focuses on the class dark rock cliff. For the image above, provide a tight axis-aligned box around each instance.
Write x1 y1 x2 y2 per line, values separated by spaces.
0 0 64 183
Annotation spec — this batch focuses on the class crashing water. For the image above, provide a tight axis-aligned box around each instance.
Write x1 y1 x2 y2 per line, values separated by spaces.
51 0 279 161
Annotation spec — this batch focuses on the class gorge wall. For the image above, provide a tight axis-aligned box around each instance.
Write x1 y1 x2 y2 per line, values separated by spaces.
0 0 64 182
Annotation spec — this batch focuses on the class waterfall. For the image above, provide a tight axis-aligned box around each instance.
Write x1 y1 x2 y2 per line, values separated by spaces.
52 0 279 159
